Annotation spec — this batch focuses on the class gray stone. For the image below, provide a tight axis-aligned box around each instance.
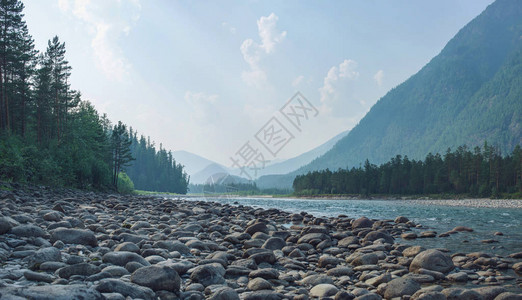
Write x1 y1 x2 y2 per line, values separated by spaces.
153 240 191 254
403 246 426 257
447 271 468 282
190 263 226 287
244 290 283 300
494 292 522 300
51 228 97 246
352 217 373 229
43 211 62 222
114 241 140 253
310 284 339 298
262 237 286 250
26 246 62 270
442 288 484 300
102 251 150 266
410 249 455 274
96 278 155 300
0 284 103 300
0 216 17 234
10 224 46 238
248 277 272 290
245 222 269 236
299 274 334 286
364 230 394 244
384 277 421 298
473 286 507 300
249 268 279 280
131 265 180 292
353 293 382 300
338 236 359 247
101 265 129 277
351 253 379 266
23 270 54 283
209 286 240 300
297 233 330 244
318 255 342 268
56 262 100 278
327 266 354 277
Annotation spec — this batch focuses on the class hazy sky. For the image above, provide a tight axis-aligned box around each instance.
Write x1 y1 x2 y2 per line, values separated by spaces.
23 0 494 166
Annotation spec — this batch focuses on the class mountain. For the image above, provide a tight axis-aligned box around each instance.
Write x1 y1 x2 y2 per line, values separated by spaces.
255 129 349 177
172 150 227 177
259 0 522 189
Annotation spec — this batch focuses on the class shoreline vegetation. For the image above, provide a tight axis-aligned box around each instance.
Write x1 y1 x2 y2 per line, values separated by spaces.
293 144 522 199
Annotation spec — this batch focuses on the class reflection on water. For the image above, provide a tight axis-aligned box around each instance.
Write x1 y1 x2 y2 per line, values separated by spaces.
182 196 522 256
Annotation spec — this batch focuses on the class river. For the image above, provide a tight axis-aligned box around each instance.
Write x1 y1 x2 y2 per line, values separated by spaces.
181 196 522 257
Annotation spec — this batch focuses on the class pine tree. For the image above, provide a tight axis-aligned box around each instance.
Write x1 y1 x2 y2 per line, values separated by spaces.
111 121 134 188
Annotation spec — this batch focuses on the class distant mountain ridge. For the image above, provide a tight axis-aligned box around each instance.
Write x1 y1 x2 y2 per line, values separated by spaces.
252 129 350 177
258 0 522 189
176 129 350 185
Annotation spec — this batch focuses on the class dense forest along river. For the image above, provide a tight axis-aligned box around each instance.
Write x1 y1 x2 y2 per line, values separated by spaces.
181 196 522 257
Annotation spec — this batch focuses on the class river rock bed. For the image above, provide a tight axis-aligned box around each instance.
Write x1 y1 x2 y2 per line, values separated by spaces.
0 186 521 300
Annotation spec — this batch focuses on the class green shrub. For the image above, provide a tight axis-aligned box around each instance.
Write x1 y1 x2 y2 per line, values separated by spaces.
117 172 135 194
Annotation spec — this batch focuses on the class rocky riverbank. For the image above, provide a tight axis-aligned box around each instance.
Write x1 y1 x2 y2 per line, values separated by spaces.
0 185 521 300
406 199 522 209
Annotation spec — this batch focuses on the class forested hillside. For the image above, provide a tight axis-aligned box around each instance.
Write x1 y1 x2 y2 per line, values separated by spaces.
126 133 188 194
294 144 522 197
259 0 522 189
0 0 188 193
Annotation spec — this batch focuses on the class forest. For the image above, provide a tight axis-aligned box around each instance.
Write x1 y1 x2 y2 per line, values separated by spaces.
0 0 188 193
293 143 522 198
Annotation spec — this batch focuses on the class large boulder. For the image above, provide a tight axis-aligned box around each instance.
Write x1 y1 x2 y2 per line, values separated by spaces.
0 284 102 300
350 253 379 266
0 216 18 234
51 228 97 247
11 224 46 238
26 247 61 270
131 265 180 292
262 237 286 250
102 251 150 266
410 249 455 274
245 222 269 236
352 217 373 229
209 286 240 300
56 263 100 279
189 263 226 287
96 278 155 300
310 284 339 298
297 233 330 244
384 277 421 299
363 230 394 244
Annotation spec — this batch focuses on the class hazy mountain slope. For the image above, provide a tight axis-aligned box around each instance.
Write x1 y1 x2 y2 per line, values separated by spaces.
172 150 226 176
258 0 522 189
308 0 522 171
256 129 350 177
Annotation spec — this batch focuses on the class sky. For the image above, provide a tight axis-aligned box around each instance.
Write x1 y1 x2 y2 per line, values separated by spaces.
23 0 494 167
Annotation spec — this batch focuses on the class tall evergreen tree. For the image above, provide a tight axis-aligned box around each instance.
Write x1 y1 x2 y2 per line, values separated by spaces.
111 121 133 188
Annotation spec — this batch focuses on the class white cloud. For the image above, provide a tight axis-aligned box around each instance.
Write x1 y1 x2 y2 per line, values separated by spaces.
58 0 70 12
339 59 360 80
292 75 304 87
57 0 141 81
319 59 360 115
185 91 219 123
257 13 287 54
240 13 286 88
374 69 384 87
222 22 236 34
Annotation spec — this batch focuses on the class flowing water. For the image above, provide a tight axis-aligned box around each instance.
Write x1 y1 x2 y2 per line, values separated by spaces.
183 196 522 257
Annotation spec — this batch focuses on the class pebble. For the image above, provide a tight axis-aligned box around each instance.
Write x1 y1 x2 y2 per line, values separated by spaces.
0 186 520 300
